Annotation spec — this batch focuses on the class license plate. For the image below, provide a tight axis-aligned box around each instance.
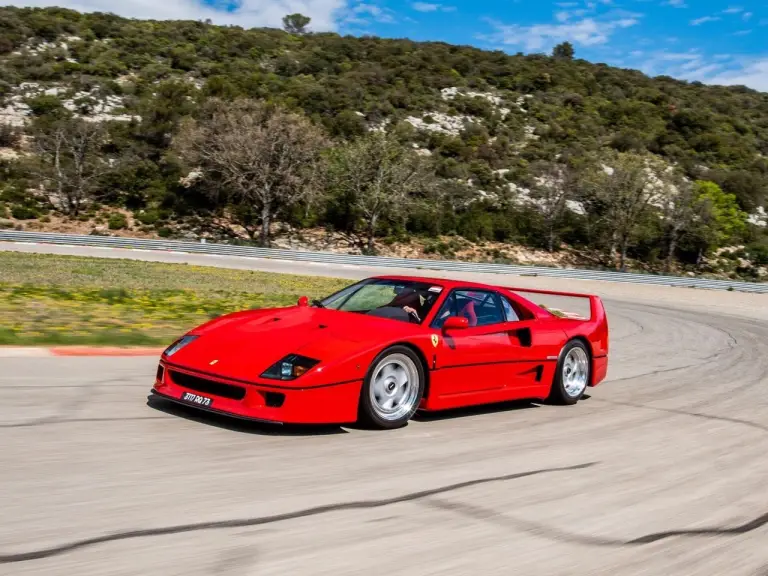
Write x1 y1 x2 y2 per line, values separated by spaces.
181 392 212 407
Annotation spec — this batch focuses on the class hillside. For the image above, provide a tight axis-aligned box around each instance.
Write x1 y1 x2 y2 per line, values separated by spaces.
0 6 767 280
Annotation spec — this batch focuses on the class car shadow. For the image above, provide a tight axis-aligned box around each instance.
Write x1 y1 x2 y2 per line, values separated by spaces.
146 396 349 436
147 392 594 435
412 393 592 422
412 399 540 422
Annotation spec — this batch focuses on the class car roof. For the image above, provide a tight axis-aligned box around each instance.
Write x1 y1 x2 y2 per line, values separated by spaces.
370 274 506 292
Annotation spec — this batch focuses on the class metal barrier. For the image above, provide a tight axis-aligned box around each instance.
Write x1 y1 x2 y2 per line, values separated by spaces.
1 230 766 294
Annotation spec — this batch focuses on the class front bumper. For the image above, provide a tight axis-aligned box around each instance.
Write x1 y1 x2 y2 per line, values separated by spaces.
152 361 363 425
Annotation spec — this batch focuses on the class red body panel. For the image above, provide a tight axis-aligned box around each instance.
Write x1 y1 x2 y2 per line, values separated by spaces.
154 362 363 424
151 274 610 425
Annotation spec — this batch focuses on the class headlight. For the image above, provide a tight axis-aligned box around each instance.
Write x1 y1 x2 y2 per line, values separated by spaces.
163 335 198 357
261 354 320 380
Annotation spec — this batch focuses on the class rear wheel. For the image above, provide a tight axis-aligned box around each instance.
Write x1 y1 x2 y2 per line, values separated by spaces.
358 346 424 429
548 340 591 405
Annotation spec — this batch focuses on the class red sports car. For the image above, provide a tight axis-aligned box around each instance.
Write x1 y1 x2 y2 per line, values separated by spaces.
151 275 609 429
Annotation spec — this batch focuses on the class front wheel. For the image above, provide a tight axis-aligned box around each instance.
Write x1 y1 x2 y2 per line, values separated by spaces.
548 340 591 405
358 346 424 429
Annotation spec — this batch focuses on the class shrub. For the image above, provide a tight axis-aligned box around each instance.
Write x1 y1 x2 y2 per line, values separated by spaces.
0 123 21 148
11 205 39 219
135 209 160 225
107 212 128 230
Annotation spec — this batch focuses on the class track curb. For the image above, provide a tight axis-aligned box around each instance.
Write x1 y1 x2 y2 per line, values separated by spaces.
0 346 164 357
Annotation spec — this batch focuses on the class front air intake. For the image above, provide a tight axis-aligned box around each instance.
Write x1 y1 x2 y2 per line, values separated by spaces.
168 370 246 400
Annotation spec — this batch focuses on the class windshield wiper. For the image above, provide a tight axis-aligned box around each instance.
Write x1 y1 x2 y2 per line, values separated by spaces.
311 299 325 308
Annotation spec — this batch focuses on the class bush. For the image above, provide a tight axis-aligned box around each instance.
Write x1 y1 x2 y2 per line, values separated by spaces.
0 123 21 148
107 212 128 230
11 205 39 219
135 209 160 225
746 241 768 266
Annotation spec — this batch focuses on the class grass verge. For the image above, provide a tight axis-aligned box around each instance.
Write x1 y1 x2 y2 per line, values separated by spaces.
0 251 348 346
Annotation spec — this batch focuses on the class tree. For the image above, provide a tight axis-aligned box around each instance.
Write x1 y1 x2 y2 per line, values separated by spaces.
552 41 574 60
579 151 666 271
654 170 698 273
282 13 311 34
689 180 748 263
528 160 577 252
28 116 112 216
327 131 436 254
173 98 329 246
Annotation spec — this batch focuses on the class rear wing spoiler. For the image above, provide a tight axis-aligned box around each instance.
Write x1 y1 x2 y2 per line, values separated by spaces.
502 286 606 323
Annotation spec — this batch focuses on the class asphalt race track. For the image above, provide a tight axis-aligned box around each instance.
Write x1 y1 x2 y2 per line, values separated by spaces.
2 241 768 575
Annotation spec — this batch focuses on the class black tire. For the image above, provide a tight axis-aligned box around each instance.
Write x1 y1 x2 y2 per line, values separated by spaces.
547 339 591 405
358 345 425 429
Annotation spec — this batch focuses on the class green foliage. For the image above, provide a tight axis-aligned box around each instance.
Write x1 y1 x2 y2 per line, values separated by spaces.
0 123 21 147
0 6 765 277
552 42 574 60
11 205 39 219
282 13 311 34
26 93 65 117
693 180 748 251
107 212 128 229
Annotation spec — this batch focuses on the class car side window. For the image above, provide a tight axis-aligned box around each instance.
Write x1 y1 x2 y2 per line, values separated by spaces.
500 296 520 322
431 289 506 328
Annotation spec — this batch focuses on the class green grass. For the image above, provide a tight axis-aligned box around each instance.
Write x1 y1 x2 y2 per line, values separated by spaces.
0 252 349 346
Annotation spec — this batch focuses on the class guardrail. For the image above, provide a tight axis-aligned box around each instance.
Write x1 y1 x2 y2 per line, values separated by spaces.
1 230 766 294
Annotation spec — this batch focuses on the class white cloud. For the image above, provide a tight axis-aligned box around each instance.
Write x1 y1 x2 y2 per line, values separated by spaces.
690 15 720 25
345 2 396 23
636 50 768 93
706 58 768 91
485 16 639 51
556 9 588 22
2 0 349 31
742 12 752 21
411 2 455 12
722 6 743 14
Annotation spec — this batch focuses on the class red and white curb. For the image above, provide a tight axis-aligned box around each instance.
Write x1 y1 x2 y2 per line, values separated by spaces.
0 346 164 358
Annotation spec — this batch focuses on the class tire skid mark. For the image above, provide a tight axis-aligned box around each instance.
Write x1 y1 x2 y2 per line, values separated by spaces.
425 497 768 547
1 416 171 428
590 398 768 434
0 377 145 428
0 462 596 564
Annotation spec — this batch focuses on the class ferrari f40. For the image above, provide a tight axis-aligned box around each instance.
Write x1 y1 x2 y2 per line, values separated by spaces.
151 275 609 429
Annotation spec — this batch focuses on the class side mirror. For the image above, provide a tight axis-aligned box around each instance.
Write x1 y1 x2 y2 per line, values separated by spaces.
442 316 469 330
298 296 309 307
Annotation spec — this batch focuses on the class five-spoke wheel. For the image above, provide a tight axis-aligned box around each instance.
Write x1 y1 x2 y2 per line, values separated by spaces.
358 346 424 429
548 339 591 405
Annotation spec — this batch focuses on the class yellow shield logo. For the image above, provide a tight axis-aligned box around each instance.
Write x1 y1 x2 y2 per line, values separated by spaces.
431 334 439 348
209 359 219 366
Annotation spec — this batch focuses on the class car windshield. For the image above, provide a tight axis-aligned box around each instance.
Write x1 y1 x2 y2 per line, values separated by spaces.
315 279 444 325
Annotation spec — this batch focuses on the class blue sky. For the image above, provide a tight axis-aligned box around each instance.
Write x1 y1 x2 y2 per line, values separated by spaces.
332 0 768 91
8 0 768 91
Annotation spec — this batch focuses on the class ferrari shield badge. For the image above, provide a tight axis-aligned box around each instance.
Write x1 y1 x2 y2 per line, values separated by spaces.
431 334 439 348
